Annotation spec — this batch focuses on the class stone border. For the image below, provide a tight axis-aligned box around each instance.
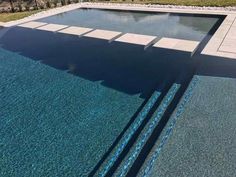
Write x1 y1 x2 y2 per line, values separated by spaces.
0 2 235 59
202 14 236 59
81 2 236 15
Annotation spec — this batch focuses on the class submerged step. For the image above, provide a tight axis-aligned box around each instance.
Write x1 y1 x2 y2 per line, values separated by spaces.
114 83 181 177
84 29 122 41
115 33 157 46
18 21 47 29
153 38 200 53
138 77 199 177
58 26 93 36
37 23 68 32
95 90 161 177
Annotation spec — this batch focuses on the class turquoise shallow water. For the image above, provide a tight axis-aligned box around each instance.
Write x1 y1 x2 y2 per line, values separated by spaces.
138 53 236 177
0 48 145 176
139 75 236 177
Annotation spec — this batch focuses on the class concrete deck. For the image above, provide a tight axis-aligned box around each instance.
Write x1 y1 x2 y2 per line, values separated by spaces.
37 23 68 32
153 38 199 53
18 21 47 29
202 14 236 59
84 29 122 41
58 26 93 36
115 33 156 46
0 22 4 27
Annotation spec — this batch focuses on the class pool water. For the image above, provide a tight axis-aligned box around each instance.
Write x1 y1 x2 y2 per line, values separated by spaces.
0 9 224 177
36 8 220 41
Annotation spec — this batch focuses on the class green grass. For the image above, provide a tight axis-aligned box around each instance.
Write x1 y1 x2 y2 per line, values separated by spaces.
96 0 236 7
0 10 42 22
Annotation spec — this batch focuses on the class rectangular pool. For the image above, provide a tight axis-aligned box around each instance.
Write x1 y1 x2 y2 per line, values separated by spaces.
0 7 224 177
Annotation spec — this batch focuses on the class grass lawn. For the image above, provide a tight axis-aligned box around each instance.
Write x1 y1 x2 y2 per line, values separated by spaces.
0 10 42 22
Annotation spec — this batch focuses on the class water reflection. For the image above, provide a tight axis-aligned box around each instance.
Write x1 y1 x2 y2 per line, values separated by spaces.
37 8 221 41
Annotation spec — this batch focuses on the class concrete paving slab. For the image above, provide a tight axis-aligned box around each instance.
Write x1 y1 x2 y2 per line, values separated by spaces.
84 29 122 40
233 19 236 27
153 37 199 52
115 33 156 46
18 21 47 29
226 26 236 40
37 23 68 32
58 26 93 36
0 22 5 27
202 14 236 59
219 38 236 53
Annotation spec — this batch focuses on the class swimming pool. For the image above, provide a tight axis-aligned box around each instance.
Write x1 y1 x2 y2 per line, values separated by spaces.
0 7 228 177
36 8 220 41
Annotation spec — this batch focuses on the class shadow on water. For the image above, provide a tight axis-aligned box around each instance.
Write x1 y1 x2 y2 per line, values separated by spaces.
0 26 194 99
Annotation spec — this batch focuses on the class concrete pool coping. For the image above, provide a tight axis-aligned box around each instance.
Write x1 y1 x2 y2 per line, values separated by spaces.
153 38 200 53
115 33 157 46
0 2 236 59
58 26 93 36
84 29 122 41
17 21 47 29
37 23 68 32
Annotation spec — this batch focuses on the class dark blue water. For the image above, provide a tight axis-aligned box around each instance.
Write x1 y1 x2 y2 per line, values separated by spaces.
37 8 220 41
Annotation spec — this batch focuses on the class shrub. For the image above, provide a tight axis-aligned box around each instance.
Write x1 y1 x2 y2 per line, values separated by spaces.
61 0 66 6
46 1 51 8
53 0 58 7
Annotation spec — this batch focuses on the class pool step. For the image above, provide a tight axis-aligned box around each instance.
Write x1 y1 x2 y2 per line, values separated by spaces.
93 81 180 177
18 21 200 53
115 33 157 48
153 37 200 56
37 23 68 32
58 26 93 37
93 88 163 177
113 83 181 177
84 29 122 41
18 21 47 29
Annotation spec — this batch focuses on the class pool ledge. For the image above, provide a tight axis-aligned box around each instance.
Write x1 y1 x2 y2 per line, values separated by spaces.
202 14 236 59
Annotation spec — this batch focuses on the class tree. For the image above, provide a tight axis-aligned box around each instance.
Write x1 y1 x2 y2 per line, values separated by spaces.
34 0 38 9
9 0 15 12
